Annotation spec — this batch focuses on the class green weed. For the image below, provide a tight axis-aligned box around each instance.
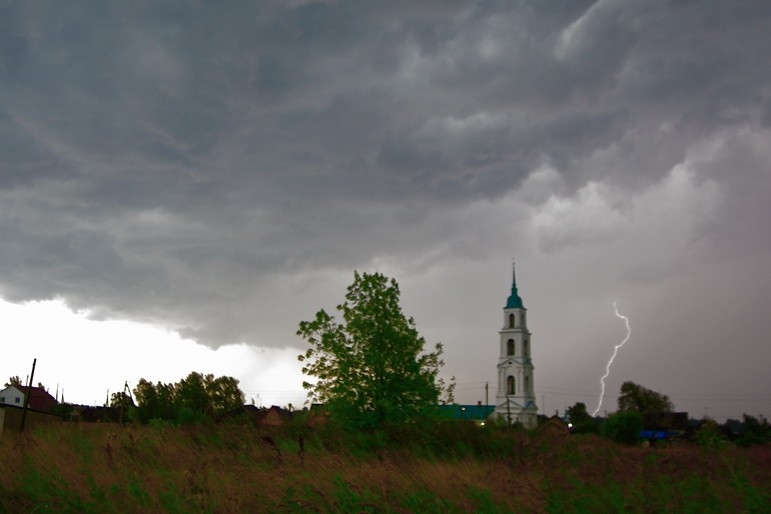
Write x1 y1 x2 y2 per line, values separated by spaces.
731 472 771 512
69 429 94 461
332 474 380 512
3 422 770 512
467 486 501 513
159 482 193 514
126 477 151 507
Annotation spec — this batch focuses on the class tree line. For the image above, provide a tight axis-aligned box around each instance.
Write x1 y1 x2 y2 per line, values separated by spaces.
566 381 770 447
5 270 767 446
112 372 245 424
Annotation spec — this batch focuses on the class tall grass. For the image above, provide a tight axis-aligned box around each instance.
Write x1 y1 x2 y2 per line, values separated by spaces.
0 421 769 512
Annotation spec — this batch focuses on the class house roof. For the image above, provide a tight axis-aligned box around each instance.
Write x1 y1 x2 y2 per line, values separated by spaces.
255 405 292 425
0 385 23 395
15 386 58 412
536 415 570 437
219 404 293 425
438 404 496 420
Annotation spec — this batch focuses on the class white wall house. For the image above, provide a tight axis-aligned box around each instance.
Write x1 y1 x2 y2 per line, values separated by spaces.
0 385 25 407
493 262 538 429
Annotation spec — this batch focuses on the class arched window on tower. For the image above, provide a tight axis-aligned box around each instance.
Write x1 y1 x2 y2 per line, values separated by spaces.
523 339 528 356
525 376 530 395
507 375 515 395
507 339 514 356
509 313 515 328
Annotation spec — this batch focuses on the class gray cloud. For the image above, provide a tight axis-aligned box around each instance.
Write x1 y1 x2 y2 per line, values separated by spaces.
1 0 770 418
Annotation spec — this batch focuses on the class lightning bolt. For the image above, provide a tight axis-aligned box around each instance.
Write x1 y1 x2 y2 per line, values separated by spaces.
592 301 631 417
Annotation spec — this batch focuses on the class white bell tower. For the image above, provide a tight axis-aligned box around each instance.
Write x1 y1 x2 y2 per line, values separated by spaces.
494 260 538 428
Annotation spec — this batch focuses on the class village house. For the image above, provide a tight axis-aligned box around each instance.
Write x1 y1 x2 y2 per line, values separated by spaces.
0 385 24 407
221 404 294 428
536 415 570 439
0 385 61 434
0 385 58 413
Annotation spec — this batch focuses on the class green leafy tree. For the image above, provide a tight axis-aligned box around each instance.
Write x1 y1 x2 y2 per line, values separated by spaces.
737 414 771 447
133 373 244 424
601 410 643 445
204 375 245 414
156 382 177 419
566 402 599 434
109 390 136 422
298 271 444 429
109 391 134 410
566 402 590 424
176 372 210 417
618 381 674 415
695 417 728 450
133 379 157 422
439 375 457 405
5 376 22 387
134 379 176 423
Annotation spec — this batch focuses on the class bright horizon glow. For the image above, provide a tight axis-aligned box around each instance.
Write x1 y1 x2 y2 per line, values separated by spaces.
0 298 307 408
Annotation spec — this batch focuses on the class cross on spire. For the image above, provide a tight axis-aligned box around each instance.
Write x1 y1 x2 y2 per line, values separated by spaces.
512 258 517 287
506 259 524 309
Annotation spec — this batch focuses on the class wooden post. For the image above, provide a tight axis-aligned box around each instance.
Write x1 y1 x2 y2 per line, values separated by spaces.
20 358 37 433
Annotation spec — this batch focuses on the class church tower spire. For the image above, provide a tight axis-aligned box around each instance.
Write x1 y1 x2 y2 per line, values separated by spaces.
494 259 538 428
506 260 524 309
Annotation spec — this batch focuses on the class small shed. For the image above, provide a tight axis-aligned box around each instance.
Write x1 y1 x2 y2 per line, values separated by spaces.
307 404 329 427
255 406 292 427
220 405 294 427
536 415 570 438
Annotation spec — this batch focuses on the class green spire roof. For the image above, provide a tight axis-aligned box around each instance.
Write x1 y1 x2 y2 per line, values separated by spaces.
505 261 525 309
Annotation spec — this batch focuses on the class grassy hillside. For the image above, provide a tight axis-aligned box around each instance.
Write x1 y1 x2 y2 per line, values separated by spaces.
1 421 769 512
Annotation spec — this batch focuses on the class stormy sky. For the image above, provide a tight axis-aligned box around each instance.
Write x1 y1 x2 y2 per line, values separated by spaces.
1 1 770 420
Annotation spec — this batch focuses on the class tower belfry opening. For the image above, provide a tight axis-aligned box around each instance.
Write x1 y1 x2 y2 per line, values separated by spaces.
493 260 538 428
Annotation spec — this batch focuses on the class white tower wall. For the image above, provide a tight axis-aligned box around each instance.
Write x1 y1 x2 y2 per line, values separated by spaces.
493 262 538 428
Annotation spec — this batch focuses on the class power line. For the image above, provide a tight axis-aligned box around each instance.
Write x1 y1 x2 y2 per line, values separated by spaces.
537 389 771 402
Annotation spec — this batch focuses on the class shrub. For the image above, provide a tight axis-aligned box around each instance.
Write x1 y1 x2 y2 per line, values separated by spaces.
736 414 771 448
571 418 601 434
695 418 728 450
600 411 643 445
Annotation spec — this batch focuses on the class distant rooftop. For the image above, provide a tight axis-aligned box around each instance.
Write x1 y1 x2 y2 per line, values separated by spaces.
438 404 495 420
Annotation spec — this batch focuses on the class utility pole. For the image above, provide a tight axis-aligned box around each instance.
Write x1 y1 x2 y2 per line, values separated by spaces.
20 358 37 433
485 382 489 407
119 381 133 425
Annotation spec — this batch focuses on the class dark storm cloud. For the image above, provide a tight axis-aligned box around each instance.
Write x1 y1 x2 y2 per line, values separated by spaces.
1 0 770 356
